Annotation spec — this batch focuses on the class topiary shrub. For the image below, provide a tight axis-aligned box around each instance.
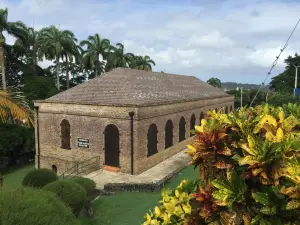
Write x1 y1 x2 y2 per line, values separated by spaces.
71 177 97 218
71 177 96 197
144 104 300 224
43 180 87 216
22 168 58 188
0 186 80 225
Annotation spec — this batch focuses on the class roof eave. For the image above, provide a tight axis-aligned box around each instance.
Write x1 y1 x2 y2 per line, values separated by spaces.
34 94 233 108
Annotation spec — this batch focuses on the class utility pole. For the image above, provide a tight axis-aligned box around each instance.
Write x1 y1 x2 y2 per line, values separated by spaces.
236 87 243 107
291 63 300 96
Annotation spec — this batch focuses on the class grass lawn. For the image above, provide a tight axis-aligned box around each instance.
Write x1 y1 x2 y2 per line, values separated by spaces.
2 163 35 188
79 166 199 225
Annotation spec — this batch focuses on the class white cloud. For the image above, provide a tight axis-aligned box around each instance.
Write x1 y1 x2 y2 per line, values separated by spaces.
187 31 235 48
1 0 300 83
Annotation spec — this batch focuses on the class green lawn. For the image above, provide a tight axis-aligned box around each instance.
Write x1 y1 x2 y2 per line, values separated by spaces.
2 163 198 225
79 166 199 225
2 163 35 188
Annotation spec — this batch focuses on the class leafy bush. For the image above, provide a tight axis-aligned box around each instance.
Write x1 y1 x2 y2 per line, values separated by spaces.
43 180 87 216
0 123 34 168
268 93 299 107
22 168 58 188
144 104 300 224
143 180 200 225
71 177 96 197
0 186 80 225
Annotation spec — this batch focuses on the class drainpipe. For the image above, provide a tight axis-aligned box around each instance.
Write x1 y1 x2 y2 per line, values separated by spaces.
34 106 41 169
129 111 135 175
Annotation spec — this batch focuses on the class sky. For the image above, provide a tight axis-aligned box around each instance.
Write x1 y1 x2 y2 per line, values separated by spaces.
1 0 300 84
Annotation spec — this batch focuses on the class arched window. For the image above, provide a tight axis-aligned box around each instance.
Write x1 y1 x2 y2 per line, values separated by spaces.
190 114 196 137
230 105 233 112
165 120 173 149
52 165 57 173
225 106 228 114
147 124 158 157
60 119 71 149
179 117 186 142
199 112 205 125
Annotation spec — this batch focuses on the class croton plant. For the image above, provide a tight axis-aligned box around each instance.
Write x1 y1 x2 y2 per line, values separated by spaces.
143 103 300 225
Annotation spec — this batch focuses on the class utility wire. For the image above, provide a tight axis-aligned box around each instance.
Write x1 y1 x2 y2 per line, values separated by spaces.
249 18 300 107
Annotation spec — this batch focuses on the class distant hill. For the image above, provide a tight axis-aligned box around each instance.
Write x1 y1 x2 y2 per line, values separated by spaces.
221 82 271 92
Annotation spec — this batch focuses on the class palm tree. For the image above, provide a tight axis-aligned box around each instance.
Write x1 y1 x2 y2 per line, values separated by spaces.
80 34 110 77
60 44 81 89
14 26 40 77
131 55 155 71
0 8 27 90
106 43 134 71
0 89 33 126
207 77 222 88
38 26 77 90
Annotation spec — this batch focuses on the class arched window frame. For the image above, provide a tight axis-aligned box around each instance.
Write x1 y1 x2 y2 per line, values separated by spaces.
190 114 196 137
147 123 158 157
165 120 173 149
60 119 71 150
179 117 186 142
199 112 205 125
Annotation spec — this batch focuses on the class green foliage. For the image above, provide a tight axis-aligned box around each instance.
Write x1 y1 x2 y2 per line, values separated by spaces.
211 170 247 207
43 179 87 217
0 123 34 168
145 104 300 224
270 53 300 93
207 77 221 88
21 76 58 106
268 93 299 107
71 177 96 197
22 168 58 188
0 186 80 225
0 172 2 186
142 180 197 225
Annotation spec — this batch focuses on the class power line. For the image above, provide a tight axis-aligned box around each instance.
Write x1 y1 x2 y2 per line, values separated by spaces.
249 17 300 107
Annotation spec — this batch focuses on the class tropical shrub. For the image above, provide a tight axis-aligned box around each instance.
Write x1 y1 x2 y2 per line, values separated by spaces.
22 168 58 188
144 104 300 224
43 180 87 216
0 123 34 168
71 177 96 197
143 180 200 225
0 186 80 225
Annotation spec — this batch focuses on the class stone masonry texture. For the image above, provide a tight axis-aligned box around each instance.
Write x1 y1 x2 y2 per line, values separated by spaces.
34 68 234 176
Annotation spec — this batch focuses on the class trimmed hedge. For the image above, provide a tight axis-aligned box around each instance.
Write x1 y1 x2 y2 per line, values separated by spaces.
43 180 87 216
22 168 58 188
0 186 80 225
72 177 96 196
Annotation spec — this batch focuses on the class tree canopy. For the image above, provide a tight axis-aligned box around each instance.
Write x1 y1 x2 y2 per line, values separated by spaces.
0 7 156 94
270 53 300 94
207 77 221 88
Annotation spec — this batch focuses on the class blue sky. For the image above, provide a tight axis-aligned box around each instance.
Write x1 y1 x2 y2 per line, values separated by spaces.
1 0 300 84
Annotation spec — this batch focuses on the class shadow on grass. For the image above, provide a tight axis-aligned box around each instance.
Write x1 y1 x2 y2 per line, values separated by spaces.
79 166 199 225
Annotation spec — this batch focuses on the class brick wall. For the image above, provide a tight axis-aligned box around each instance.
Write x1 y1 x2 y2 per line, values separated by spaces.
34 95 234 175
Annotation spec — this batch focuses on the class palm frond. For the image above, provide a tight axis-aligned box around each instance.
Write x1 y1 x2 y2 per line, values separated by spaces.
0 89 34 127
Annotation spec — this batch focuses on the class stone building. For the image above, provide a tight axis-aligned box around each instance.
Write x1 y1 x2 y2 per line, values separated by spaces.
34 68 234 176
